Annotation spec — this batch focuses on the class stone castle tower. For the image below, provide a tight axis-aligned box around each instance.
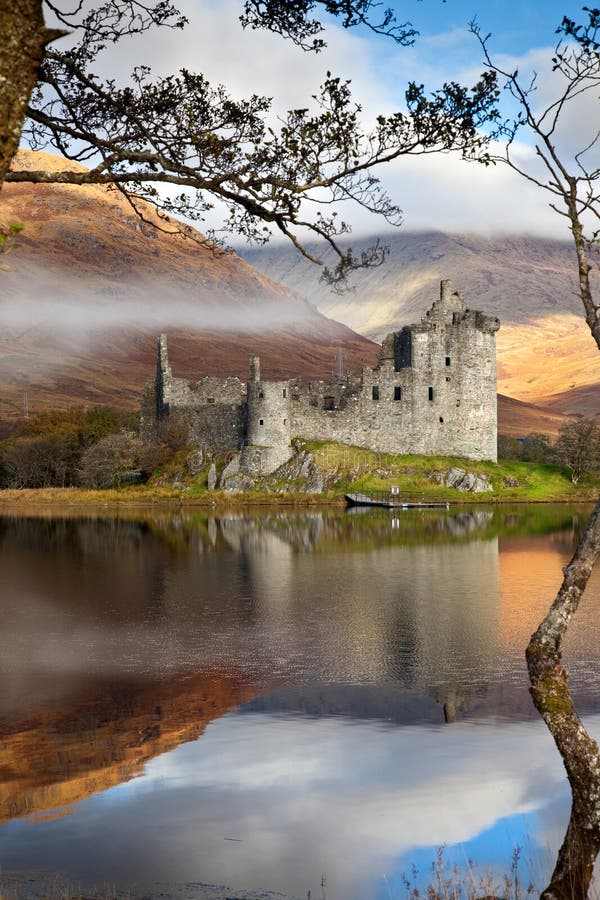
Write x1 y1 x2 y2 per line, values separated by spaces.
140 281 500 465
241 356 292 475
370 279 500 460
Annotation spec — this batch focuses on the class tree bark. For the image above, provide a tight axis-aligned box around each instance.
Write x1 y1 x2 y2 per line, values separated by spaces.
0 0 65 191
527 498 600 899
567 188 600 354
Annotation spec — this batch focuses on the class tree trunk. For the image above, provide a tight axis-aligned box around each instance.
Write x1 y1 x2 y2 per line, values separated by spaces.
527 498 600 899
0 1 65 190
567 191 600 354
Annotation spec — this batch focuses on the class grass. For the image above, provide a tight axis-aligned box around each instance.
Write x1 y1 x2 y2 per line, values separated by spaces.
397 846 533 900
0 442 597 508
306 441 600 503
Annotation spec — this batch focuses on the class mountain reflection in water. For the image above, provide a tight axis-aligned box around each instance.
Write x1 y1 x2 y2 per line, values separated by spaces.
0 504 597 898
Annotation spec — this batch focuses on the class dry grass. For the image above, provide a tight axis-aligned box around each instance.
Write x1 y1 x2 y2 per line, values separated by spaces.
397 847 536 900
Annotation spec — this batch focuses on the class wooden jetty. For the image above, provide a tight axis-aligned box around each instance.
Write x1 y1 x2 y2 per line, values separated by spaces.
345 490 450 510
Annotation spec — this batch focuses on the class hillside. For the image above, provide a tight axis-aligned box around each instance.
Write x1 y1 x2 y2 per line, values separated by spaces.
242 232 600 419
0 150 378 416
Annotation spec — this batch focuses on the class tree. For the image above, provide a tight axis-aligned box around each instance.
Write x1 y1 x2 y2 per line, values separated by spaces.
1 433 79 488
1 1 499 285
473 10 600 897
556 418 600 484
79 430 142 488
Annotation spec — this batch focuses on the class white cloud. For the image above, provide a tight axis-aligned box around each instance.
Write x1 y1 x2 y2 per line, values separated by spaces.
115 711 577 895
40 2 591 243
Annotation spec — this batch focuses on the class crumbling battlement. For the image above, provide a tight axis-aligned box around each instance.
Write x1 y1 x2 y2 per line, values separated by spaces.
140 280 500 470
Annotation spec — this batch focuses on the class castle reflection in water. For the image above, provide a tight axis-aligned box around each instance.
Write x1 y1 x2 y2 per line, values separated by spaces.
0 504 594 837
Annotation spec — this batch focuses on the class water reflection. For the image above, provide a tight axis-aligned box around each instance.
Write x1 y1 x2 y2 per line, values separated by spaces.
0 672 262 825
0 505 597 897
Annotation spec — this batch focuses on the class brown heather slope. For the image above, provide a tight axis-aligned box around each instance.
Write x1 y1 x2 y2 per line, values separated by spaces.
0 150 378 416
496 394 569 439
243 232 600 419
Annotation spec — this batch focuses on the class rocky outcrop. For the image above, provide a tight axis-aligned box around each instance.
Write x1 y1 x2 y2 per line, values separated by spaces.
218 448 324 494
439 467 493 493
207 462 218 490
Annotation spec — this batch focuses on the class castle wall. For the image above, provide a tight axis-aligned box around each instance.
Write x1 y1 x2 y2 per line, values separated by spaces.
142 281 500 466
144 341 247 452
184 404 247 454
290 284 499 461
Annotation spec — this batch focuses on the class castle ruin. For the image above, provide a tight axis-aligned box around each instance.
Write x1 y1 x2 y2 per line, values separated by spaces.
140 280 500 468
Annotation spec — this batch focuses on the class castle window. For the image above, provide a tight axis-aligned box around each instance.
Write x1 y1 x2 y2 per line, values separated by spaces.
283 418 288 425
394 386 402 401
207 397 215 404
283 388 287 398
428 387 434 401
324 396 335 410
372 386 380 401
259 418 264 425
439 416 444 423
394 330 412 370
456 400 461 407
446 376 451 383
258 389 264 399
445 356 451 366
452 313 460 325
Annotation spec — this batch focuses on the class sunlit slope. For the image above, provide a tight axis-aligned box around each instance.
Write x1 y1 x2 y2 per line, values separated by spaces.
497 316 600 416
243 232 600 419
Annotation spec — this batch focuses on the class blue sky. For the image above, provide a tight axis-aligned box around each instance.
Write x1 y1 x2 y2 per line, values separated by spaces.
414 1 578 43
97 0 596 239
355 1 587 53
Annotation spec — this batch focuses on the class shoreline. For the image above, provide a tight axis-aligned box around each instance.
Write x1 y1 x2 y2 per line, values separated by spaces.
0 486 597 511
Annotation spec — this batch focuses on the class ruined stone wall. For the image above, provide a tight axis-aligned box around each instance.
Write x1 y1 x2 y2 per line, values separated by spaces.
143 335 248 451
184 403 246 454
142 283 499 465
290 282 499 461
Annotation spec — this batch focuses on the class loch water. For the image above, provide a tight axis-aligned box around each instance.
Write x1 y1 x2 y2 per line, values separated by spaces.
0 504 599 899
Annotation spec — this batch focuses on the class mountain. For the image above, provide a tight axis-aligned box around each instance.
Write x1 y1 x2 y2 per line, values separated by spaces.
0 155 575 437
242 232 600 419
0 150 378 417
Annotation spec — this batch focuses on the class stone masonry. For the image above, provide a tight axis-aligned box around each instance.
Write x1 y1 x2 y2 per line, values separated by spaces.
140 280 500 470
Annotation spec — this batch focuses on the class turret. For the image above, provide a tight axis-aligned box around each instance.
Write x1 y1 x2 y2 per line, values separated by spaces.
241 356 293 475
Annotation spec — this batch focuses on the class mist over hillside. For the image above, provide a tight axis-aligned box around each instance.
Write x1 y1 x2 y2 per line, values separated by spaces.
0 151 378 417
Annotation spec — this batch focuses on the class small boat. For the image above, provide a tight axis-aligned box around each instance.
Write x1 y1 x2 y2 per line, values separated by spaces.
344 491 450 510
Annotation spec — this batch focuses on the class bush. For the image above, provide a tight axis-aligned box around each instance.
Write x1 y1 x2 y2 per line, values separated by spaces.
0 406 141 489
1 433 80 488
498 432 556 464
79 431 142 489
555 418 600 483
